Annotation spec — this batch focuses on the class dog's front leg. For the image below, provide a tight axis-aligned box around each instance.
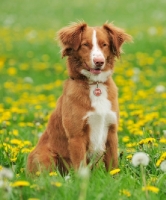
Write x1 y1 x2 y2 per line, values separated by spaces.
68 136 87 170
104 124 118 171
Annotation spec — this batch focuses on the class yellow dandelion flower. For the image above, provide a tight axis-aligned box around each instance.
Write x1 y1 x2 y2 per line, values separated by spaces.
51 182 62 187
10 139 22 145
55 80 63 87
35 105 42 110
10 157 17 162
122 136 130 143
7 67 17 76
0 130 4 135
126 154 132 160
36 171 41 176
27 122 34 127
148 177 157 185
159 137 166 144
120 189 131 197
110 168 120 175
16 174 20 178
49 101 56 108
1 111 11 121
30 184 39 189
20 168 25 173
0 57 5 70
18 122 26 127
3 143 12 152
126 148 135 153
153 143 158 147
23 141 32 146
142 186 159 193
42 54 50 61
138 137 156 145
28 198 40 200
49 171 57 176
19 63 29 70
54 63 64 73
156 152 166 167
21 148 32 153
126 142 137 148
11 180 30 187
156 159 161 167
12 129 19 136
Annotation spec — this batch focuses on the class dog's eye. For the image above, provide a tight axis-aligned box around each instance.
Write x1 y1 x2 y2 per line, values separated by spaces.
103 43 107 47
82 43 89 47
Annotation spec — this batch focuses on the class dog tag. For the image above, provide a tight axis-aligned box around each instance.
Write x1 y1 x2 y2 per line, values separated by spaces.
93 88 102 96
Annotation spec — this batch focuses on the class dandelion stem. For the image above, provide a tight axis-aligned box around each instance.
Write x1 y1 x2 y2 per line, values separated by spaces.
78 178 89 200
19 187 23 200
78 169 90 200
140 164 148 200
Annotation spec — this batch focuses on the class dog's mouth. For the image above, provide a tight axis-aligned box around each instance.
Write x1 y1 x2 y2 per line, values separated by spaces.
84 62 102 75
90 67 102 75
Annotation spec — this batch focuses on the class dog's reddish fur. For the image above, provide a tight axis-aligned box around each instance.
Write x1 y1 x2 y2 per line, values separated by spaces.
27 22 131 174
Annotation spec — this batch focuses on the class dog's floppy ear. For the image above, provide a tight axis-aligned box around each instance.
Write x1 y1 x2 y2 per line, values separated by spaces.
103 23 132 58
57 22 87 57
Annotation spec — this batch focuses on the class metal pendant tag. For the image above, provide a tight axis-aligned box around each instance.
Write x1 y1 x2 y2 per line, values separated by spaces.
93 82 102 96
93 88 102 96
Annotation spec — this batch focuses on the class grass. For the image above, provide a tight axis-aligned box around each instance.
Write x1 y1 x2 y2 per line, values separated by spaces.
0 0 166 199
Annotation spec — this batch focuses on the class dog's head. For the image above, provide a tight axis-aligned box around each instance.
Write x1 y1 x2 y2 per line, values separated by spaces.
57 22 132 82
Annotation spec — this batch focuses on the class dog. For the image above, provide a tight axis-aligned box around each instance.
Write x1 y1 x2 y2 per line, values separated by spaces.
27 22 132 174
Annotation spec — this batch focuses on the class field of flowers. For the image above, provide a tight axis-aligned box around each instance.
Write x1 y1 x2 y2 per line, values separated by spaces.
0 0 166 199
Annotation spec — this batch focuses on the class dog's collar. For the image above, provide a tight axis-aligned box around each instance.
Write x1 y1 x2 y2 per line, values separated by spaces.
69 76 87 81
69 76 105 85
69 76 103 96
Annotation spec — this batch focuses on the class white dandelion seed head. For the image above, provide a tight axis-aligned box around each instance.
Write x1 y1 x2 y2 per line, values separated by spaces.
133 67 141 75
26 30 37 40
35 122 41 127
0 167 14 180
160 160 166 172
0 180 4 187
148 27 157 36
0 179 12 194
78 166 90 178
132 152 150 167
132 75 140 83
24 77 33 84
64 175 71 182
155 85 165 93
37 132 43 138
163 130 166 138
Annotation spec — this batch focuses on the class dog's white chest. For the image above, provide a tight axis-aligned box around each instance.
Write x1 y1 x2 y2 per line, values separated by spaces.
85 84 117 158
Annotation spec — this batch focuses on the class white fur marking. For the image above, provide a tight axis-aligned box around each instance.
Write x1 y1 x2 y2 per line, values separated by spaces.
85 84 117 158
81 69 112 82
91 30 105 68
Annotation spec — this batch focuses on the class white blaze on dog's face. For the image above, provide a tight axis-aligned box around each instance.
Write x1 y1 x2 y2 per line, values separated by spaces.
91 30 105 72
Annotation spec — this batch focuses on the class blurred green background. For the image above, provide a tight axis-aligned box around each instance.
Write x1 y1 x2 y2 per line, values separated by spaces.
1 0 166 29
0 0 166 60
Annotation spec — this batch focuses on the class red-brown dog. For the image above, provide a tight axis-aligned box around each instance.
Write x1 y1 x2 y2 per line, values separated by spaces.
27 22 131 174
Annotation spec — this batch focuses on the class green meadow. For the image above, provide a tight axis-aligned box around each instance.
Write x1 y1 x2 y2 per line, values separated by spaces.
0 0 166 199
